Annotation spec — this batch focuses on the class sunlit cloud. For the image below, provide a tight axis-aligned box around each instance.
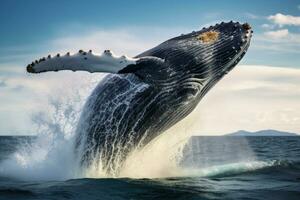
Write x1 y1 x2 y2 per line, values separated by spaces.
259 30 300 44
255 30 300 53
0 80 6 87
264 29 289 39
245 12 263 19
190 65 300 135
47 26 191 57
261 24 275 30
268 13 300 26
245 13 300 54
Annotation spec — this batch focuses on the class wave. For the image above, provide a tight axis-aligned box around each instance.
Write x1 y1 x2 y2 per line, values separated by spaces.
0 188 35 197
180 159 300 178
180 160 274 177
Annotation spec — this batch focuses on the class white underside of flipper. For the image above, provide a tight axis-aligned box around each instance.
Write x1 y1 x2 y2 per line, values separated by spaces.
27 50 139 74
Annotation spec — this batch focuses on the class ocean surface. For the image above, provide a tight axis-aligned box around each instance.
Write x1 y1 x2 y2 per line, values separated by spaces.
0 136 299 200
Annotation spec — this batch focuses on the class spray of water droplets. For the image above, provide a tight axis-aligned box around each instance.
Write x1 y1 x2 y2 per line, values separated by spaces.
0 73 272 181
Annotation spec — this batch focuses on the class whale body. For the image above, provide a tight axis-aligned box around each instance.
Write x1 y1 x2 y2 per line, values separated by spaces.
27 22 253 175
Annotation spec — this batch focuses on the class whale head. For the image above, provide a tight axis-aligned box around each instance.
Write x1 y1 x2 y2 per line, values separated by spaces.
121 21 252 100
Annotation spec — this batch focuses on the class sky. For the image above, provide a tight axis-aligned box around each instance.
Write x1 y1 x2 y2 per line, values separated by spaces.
0 0 300 135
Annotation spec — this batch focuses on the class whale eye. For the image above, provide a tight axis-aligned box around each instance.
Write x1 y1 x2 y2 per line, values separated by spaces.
197 31 219 43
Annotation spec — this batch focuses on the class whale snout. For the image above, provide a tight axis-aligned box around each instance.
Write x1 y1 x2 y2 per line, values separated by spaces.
187 21 253 77
242 22 252 31
132 21 253 86
214 21 253 73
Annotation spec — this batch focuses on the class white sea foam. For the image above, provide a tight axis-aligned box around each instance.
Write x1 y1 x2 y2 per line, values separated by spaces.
180 161 276 177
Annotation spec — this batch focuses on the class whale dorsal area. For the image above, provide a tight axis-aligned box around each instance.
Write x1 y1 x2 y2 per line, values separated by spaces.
26 50 162 74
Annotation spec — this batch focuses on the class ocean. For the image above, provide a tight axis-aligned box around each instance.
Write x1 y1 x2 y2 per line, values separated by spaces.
0 136 299 200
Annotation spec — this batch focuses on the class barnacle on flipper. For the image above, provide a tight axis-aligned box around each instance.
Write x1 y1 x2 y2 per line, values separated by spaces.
197 31 219 43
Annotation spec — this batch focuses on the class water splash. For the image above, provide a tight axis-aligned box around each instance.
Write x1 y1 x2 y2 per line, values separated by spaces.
0 73 274 181
0 73 101 181
0 102 78 180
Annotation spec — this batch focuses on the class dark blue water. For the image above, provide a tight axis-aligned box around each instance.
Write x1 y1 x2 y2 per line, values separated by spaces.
0 136 299 200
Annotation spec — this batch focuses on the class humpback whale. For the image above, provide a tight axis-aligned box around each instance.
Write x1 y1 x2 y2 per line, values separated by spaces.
27 22 252 176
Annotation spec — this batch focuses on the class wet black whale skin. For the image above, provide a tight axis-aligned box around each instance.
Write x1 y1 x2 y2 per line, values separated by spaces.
76 22 252 174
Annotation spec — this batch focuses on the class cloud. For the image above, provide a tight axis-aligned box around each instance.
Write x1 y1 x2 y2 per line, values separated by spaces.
264 29 289 39
255 30 300 53
260 30 300 43
189 65 300 135
298 5 300 10
245 13 262 19
253 13 300 54
50 29 150 57
257 12 300 53
47 26 190 57
268 13 300 26
261 24 275 30
0 80 6 87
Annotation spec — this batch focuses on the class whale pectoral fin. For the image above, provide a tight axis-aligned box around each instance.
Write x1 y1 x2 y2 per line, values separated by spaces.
117 56 165 74
26 50 139 74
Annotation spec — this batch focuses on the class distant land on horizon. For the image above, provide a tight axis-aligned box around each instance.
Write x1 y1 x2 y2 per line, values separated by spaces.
225 129 299 136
